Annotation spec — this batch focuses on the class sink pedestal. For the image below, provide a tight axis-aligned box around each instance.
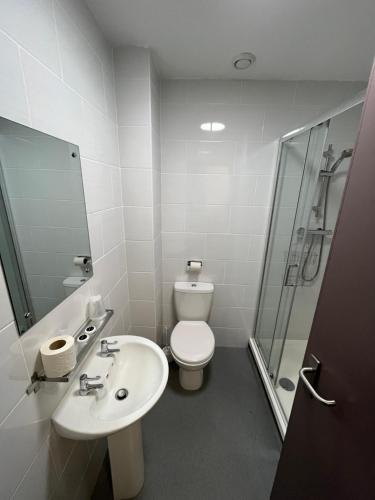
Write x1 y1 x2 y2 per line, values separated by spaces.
108 420 144 499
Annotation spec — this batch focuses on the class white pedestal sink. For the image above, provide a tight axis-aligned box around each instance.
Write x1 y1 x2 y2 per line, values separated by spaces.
52 336 169 499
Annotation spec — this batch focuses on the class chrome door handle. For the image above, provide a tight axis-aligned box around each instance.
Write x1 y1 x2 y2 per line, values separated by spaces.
299 366 336 406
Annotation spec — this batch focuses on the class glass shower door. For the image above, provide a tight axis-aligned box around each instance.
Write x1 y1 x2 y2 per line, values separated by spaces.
254 122 329 374
267 122 329 380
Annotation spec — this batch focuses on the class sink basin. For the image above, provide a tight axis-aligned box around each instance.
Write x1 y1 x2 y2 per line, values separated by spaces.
52 335 169 440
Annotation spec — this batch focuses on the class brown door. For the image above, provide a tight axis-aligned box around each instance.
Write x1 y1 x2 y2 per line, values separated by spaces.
271 60 375 500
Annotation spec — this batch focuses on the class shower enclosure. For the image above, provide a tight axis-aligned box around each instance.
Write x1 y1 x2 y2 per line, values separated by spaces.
250 93 364 437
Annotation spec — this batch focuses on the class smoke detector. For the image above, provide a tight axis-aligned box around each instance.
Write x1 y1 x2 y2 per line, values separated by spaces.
233 52 256 70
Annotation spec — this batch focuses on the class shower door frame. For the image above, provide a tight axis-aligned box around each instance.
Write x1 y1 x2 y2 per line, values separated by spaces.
249 90 366 438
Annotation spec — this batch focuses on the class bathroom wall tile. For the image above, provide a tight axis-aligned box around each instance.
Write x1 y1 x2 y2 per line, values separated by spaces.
20 51 83 145
225 261 261 285
235 141 278 175
130 300 156 327
186 205 230 233
230 175 257 205
0 323 30 425
0 32 29 124
12 437 57 500
56 441 89 499
106 275 129 314
212 284 248 308
162 258 189 282
187 174 231 205
81 159 114 214
253 176 273 206
230 206 268 234
262 105 321 141
212 327 249 347
161 173 188 204
124 207 154 241
294 81 365 107
102 207 123 253
210 306 251 329
161 205 186 232
81 101 119 166
114 47 150 81
87 212 103 262
56 11 105 113
111 167 123 207
118 126 152 168
198 260 226 284
248 235 267 261
122 169 153 207
206 234 250 261
128 273 156 301
241 80 296 106
161 80 189 103
0 0 60 75
129 325 157 341
186 140 236 175
49 426 75 478
92 245 123 298
186 80 243 104
117 79 151 126
126 241 155 272
161 141 187 173
0 393 52 499
162 233 206 260
162 102 264 142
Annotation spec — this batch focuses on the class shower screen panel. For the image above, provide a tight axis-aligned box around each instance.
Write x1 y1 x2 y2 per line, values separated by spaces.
254 122 328 372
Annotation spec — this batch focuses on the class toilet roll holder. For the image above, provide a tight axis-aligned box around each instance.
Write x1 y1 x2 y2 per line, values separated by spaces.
26 309 113 395
186 260 203 272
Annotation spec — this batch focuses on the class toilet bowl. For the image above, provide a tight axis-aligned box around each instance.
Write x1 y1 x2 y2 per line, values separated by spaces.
170 282 215 390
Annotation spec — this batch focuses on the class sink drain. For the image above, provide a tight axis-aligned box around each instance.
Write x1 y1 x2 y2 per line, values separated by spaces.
115 388 128 401
279 378 295 392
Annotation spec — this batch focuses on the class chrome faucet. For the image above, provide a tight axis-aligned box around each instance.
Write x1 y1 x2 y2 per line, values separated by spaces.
79 373 104 396
100 339 120 357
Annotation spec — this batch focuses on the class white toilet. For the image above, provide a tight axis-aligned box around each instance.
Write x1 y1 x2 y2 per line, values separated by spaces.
170 282 215 391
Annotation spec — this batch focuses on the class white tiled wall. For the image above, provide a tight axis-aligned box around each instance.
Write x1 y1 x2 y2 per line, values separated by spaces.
0 1 129 498
160 79 365 347
115 47 162 343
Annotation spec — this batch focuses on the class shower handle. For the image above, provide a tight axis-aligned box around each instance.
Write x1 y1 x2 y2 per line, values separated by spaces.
299 354 336 406
284 263 299 286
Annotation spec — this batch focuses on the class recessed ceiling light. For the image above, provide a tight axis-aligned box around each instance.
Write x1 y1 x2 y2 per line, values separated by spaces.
233 52 256 70
200 122 226 132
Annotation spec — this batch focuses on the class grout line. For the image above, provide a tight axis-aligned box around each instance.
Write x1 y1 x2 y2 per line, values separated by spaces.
0 25 114 123
17 46 32 125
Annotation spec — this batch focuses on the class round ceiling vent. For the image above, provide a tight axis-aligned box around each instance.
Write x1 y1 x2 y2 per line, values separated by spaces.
233 52 256 70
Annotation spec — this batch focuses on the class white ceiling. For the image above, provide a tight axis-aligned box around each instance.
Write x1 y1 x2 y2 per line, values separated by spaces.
86 0 375 81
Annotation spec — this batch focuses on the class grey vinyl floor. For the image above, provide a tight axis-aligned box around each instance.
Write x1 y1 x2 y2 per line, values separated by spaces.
92 347 282 500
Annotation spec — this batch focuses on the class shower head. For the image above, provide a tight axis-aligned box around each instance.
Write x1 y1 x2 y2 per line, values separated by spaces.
330 148 353 173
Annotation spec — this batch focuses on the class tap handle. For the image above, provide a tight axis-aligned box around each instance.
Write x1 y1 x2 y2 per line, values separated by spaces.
80 373 100 382
101 339 118 346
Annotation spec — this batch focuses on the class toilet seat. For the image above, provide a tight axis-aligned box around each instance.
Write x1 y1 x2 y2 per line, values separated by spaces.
170 321 215 365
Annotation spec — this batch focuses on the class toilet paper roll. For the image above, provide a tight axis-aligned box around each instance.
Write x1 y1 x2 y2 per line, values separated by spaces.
88 295 106 321
188 260 202 272
40 335 76 378
74 256 89 266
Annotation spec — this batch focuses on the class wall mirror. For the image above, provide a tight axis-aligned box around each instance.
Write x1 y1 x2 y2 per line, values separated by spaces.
0 117 92 335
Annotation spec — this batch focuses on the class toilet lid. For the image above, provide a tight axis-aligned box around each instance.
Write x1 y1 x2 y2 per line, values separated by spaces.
170 321 215 364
